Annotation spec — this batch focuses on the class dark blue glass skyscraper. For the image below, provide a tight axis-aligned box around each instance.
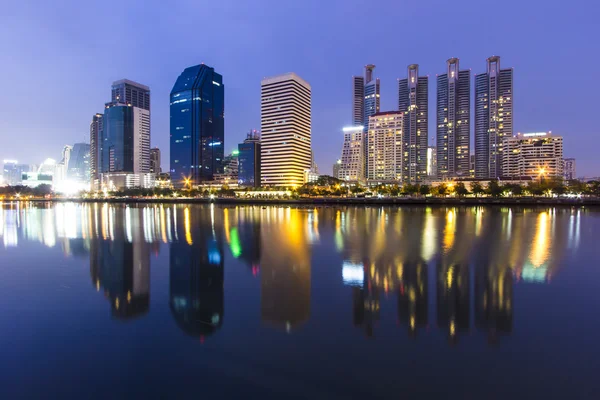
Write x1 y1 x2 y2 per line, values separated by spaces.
170 64 224 187
237 130 261 188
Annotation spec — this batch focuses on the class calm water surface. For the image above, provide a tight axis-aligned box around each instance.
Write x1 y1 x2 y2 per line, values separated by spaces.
0 203 599 399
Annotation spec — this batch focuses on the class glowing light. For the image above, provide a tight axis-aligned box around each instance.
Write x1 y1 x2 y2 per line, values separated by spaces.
529 212 550 267
184 207 193 245
342 262 364 287
342 126 364 132
229 227 242 258
446 265 454 288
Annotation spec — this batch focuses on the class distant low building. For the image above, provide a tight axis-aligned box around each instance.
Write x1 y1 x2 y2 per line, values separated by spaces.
304 169 320 184
333 159 341 180
502 132 563 179
100 173 156 191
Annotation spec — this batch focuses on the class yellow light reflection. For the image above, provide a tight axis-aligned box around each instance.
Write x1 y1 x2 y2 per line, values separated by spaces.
529 212 550 267
184 207 193 245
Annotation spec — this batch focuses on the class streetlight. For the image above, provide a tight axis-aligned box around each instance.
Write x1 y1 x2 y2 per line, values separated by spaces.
538 167 546 183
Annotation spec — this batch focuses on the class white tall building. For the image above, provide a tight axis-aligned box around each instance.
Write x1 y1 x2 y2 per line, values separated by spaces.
367 112 404 183
261 73 311 187
339 126 365 184
502 132 563 178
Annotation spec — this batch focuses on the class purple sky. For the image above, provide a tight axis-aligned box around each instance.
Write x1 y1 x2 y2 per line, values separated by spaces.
0 0 596 176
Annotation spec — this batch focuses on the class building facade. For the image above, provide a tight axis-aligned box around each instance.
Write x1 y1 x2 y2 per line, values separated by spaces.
437 58 470 178
170 64 224 187
427 146 437 177
502 132 563 179
563 158 576 181
150 147 161 174
398 64 428 183
261 73 311 187
238 130 261 188
475 56 513 179
352 65 380 176
90 113 103 188
99 80 151 189
333 159 341 180
68 143 90 183
339 126 365 183
366 112 404 183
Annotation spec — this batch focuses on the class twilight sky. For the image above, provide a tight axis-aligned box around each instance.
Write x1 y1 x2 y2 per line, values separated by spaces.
0 0 597 176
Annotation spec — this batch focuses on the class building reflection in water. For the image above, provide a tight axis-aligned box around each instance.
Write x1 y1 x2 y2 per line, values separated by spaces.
223 206 261 277
169 206 224 339
260 207 311 333
437 209 472 344
0 203 584 344
90 206 151 320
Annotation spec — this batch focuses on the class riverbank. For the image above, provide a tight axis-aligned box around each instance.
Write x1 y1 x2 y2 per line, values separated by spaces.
8 196 600 206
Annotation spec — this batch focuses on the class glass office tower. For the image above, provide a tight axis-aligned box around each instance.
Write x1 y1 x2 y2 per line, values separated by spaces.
170 64 224 187
238 130 261 188
101 104 134 173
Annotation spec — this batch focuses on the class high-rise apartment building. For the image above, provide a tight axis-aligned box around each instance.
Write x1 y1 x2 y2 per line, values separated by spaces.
563 158 576 181
170 64 224 187
90 113 103 188
339 126 365 183
366 112 403 183
261 73 311 187
150 147 161 174
475 56 513 179
502 132 563 179
398 64 428 183
352 76 364 127
238 130 261 188
437 58 470 178
352 65 380 174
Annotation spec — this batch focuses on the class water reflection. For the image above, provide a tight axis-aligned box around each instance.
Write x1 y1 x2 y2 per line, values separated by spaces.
0 202 585 344
170 207 224 338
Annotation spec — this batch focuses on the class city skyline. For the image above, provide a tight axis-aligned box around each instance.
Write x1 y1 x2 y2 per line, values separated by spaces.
0 1 596 176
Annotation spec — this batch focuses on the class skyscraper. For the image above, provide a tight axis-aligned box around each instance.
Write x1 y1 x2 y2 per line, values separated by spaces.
90 113 103 188
352 76 364 127
339 126 365 183
261 73 311 187
475 56 513 179
99 79 151 188
363 65 380 125
170 64 224 187
437 58 470 178
399 64 428 183
366 112 403 183
238 130 261 188
352 65 380 175
150 147 161 174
